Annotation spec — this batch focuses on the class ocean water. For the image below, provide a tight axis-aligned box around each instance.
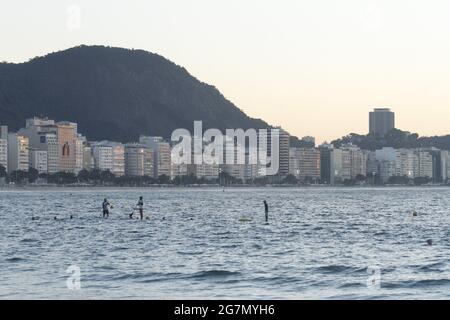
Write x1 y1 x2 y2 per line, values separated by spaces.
1 187 450 300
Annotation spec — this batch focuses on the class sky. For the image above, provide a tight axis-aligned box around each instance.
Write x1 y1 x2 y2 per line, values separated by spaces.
1 0 450 143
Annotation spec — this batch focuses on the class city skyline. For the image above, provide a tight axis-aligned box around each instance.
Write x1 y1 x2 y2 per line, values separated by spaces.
2 1 450 143
2 113 450 187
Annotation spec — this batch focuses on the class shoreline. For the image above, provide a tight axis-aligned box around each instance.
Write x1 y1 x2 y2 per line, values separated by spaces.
1 183 450 191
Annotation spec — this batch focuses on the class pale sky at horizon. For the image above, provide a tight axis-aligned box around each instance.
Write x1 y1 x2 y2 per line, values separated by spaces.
1 0 450 143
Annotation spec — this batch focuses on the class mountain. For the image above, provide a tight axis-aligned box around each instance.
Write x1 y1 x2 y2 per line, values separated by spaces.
0 45 282 143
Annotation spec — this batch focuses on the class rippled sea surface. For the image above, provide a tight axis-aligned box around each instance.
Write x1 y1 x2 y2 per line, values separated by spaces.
1 187 450 300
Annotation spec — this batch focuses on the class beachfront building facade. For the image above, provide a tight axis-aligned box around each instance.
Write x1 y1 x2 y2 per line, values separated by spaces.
91 141 125 176
319 144 335 185
0 137 7 172
124 144 153 177
277 128 290 177
57 121 78 173
18 118 59 174
329 144 367 183
82 146 94 171
0 125 7 140
0 125 8 171
29 149 48 174
7 133 29 173
441 151 449 182
395 149 415 178
191 163 220 180
413 149 433 179
92 144 113 172
111 143 125 177
289 147 321 182
139 136 171 178
367 148 436 182
74 135 85 174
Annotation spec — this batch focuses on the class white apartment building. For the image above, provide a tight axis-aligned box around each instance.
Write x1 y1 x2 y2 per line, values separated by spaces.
0 125 6 175
447 154 450 182
91 141 125 176
221 163 254 182
375 147 396 182
414 149 433 178
371 148 434 182
289 147 320 181
0 138 7 172
378 160 396 183
92 144 113 172
193 163 220 180
348 145 367 179
364 151 376 176
0 125 7 140
171 163 189 179
139 136 171 178
395 149 415 178
74 135 85 174
111 143 125 177
7 133 29 173
124 144 153 177
442 151 449 182
29 149 48 174
333 145 366 181
82 146 94 171
18 118 59 174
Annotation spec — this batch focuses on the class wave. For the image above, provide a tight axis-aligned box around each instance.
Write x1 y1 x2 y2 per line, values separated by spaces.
191 270 240 279
383 279 450 289
6 257 26 263
314 265 364 274
177 250 205 255
20 238 37 243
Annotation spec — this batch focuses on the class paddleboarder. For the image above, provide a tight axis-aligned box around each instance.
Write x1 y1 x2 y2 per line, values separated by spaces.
264 200 269 222
102 198 111 219
131 196 144 220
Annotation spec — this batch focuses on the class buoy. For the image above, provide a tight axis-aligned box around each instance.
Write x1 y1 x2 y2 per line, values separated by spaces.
412 211 418 217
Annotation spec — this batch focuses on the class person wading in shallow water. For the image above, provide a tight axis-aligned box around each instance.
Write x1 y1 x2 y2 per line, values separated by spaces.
264 200 269 222
137 196 144 220
131 196 144 220
102 198 111 219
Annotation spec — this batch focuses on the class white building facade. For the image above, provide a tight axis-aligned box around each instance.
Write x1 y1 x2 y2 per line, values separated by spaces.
7 133 29 173
29 149 48 174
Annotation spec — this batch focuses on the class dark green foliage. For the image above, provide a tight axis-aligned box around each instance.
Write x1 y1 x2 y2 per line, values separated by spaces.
0 165 6 178
8 170 28 183
283 174 298 185
388 175 413 185
414 177 432 186
47 172 78 184
331 128 450 151
27 167 39 183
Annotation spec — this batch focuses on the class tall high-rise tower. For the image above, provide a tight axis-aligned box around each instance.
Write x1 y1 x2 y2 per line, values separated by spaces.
369 108 395 137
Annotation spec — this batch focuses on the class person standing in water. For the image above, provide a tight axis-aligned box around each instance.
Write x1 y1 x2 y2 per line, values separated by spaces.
132 196 144 220
130 197 144 220
264 200 269 222
102 198 111 219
